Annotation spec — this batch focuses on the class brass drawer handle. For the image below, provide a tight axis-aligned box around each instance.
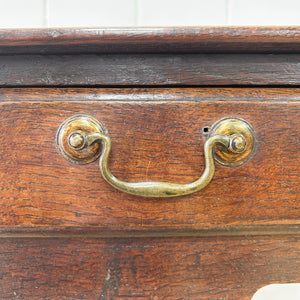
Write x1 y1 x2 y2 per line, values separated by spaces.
57 115 255 198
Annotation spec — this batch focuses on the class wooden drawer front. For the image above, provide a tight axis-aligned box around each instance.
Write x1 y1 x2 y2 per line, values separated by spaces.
0 236 299 299
0 88 299 236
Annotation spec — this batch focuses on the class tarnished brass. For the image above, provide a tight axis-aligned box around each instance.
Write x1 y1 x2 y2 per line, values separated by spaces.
56 115 256 197
208 117 256 166
56 114 106 164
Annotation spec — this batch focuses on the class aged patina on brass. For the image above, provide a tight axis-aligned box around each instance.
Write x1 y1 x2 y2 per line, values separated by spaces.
56 114 106 164
57 115 256 197
208 117 256 166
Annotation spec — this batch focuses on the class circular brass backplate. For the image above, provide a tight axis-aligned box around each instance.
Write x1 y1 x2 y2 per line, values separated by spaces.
208 117 256 166
56 114 105 164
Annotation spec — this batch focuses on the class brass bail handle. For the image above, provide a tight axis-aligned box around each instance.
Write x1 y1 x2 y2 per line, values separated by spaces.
56 115 256 198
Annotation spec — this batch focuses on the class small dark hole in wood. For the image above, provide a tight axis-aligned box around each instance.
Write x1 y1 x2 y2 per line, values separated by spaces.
202 126 209 134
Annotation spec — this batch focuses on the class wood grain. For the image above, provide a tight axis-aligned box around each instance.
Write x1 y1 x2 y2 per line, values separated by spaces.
1 28 299 300
0 88 299 235
1 54 300 86
0 235 299 299
0 27 299 54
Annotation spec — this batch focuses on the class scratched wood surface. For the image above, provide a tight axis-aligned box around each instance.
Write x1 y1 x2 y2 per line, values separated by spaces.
0 27 299 54
0 235 299 299
1 27 299 300
0 54 300 86
0 88 299 235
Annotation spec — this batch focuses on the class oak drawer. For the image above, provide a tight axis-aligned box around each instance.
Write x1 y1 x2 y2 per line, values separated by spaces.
1 236 299 299
0 87 299 237
1 27 300 300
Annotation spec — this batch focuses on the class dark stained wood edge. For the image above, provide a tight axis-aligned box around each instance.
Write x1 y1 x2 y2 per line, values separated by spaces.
1 225 300 238
1 53 300 86
0 27 299 54
0 87 300 102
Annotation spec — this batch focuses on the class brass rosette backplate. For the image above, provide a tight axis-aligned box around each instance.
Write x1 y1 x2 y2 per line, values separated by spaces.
208 117 256 166
56 114 106 164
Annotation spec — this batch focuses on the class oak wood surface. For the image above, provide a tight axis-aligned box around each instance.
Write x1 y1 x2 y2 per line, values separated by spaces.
0 235 299 299
0 88 299 235
0 27 299 54
1 54 300 86
1 27 299 300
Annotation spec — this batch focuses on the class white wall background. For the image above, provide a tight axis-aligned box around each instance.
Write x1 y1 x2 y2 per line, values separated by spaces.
0 0 299 28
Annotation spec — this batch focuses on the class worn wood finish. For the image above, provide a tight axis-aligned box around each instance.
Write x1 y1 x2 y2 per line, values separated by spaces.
0 235 299 299
1 86 300 102
1 28 300 299
1 54 300 86
0 88 299 235
0 27 299 54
